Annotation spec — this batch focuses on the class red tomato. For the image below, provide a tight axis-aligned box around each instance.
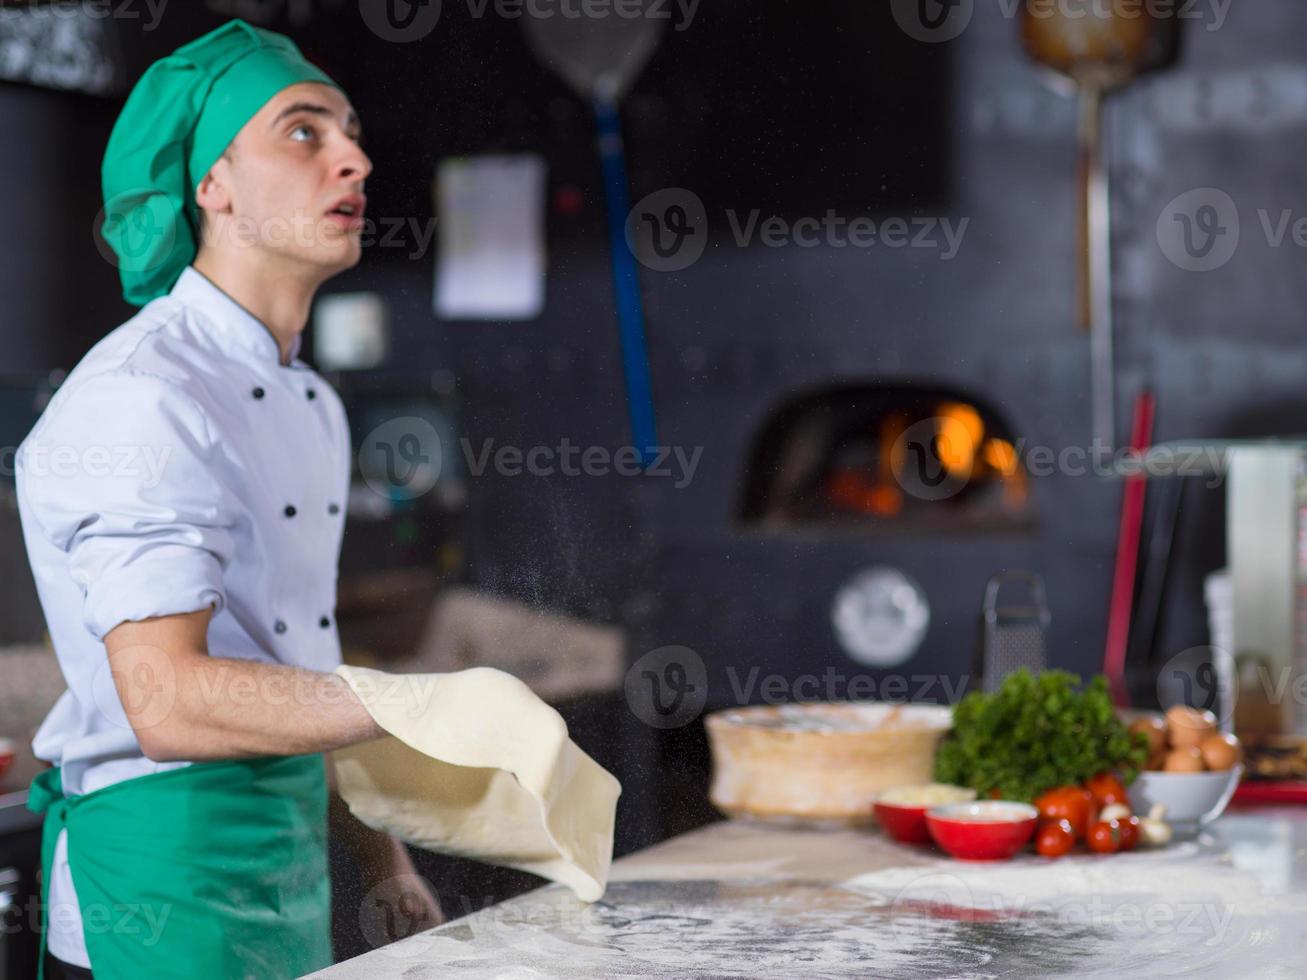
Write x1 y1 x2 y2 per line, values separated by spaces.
1117 815 1140 851
1035 819 1076 858
1034 786 1094 840
1087 819 1122 854
1086 773 1129 809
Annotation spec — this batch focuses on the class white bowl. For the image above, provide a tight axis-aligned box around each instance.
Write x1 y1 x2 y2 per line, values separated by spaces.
1126 764 1243 836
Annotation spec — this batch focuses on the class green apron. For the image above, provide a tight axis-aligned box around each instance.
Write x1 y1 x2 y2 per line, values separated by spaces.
27 754 332 980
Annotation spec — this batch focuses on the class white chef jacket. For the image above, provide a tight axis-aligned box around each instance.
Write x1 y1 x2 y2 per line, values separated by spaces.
16 265 351 966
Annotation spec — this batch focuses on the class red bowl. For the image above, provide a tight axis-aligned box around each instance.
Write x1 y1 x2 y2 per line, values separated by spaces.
874 801 934 844
926 801 1039 861
0 738 15 785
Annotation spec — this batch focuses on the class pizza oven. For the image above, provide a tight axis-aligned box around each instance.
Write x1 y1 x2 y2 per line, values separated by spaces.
739 383 1030 533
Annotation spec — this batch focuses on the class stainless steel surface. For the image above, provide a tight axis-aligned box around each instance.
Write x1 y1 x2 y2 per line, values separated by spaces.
1228 444 1307 735
0 793 38 838
1085 82 1116 452
0 865 16 980
309 807 1307 979
981 571 1049 694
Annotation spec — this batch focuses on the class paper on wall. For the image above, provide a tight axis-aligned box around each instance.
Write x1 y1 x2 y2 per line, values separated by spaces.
433 154 547 320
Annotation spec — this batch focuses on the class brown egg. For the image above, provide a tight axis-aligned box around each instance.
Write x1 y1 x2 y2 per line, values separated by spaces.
1163 746 1206 772
1199 733 1242 771
1147 749 1169 771
1130 716 1167 756
1165 706 1217 748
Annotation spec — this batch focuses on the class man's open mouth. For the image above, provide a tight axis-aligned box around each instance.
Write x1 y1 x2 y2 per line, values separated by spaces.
326 194 367 227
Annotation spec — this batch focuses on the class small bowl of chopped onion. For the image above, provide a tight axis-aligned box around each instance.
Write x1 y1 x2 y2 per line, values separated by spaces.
874 783 977 844
925 800 1040 860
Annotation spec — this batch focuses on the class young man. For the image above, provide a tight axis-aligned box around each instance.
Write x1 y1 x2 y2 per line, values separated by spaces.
17 20 439 979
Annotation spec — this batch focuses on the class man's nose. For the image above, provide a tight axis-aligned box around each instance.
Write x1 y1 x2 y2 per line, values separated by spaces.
337 142 372 183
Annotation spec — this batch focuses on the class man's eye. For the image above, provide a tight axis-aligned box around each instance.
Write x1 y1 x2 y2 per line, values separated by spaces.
290 124 316 142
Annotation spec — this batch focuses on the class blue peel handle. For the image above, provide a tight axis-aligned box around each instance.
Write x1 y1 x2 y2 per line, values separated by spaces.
595 94 658 466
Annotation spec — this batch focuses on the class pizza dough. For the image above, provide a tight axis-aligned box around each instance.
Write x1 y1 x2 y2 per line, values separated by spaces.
330 664 621 902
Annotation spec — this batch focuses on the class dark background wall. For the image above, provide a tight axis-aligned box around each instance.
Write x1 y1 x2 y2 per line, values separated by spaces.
5 0 1307 956
3 0 1306 717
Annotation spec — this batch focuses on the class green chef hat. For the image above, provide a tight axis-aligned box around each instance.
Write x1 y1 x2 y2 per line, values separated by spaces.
101 19 342 306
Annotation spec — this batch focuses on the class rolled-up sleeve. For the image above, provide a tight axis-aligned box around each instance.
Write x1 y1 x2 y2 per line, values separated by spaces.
18 371 235 640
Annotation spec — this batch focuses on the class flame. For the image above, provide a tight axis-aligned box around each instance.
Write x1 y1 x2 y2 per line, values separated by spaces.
935 402 984 474
983 438 1028 509
824 403 1028 519
982 438 1018 476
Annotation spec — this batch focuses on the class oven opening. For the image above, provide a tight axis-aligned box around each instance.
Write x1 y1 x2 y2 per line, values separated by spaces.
738 384 1033 532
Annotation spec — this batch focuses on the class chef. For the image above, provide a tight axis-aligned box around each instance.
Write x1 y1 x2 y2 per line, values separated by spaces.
16 19 440 980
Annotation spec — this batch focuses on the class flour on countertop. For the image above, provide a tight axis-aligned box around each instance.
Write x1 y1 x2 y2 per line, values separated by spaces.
311 871 1307 980
841 839 1306 914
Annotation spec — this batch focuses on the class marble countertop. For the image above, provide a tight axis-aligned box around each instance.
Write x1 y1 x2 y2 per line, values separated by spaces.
308 804 1307 979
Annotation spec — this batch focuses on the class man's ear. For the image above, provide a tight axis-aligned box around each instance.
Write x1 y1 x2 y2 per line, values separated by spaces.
194 160 233 218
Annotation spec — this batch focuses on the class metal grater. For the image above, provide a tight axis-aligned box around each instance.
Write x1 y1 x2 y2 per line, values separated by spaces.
980 572 1050 694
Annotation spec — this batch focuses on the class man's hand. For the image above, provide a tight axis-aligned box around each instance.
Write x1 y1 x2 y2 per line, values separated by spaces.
104 607 383 760
329 786 443 945
360 867 444 945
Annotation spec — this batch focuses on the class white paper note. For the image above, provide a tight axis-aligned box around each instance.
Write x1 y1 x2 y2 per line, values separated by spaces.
434 154 547 320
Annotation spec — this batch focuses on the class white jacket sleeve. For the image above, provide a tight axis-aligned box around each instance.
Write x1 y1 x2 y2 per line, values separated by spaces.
18 371 235 641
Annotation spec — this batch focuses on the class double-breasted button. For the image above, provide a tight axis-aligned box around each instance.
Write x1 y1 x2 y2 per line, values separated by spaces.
284 504 297 518
252 386 266 400
274 619 287 634
306 388 317 401
328 503 340 515
319 616 331 629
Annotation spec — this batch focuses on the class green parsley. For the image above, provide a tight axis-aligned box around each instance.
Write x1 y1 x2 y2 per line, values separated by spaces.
933 669 1150 803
